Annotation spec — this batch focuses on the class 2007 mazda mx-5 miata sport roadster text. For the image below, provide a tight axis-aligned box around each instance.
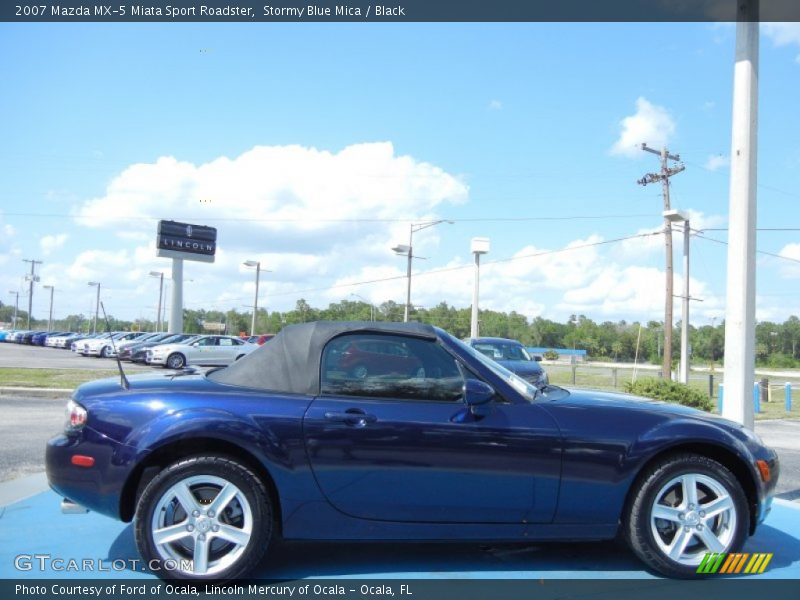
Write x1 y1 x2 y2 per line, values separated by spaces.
46 322 779 580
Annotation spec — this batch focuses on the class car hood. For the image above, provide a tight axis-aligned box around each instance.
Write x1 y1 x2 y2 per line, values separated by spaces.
561 388 738 426
497 360 543 376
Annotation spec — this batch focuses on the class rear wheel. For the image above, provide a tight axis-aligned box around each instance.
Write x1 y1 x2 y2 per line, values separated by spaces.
134 456 272 580
166 353 186 369
624 453 748 578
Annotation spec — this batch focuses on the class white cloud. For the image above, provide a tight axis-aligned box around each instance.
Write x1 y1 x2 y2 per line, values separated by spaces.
488 99 503 111
704 154 730 171
763 23 800 63
610 97 677 158
40 233 68 256
778 243 800 278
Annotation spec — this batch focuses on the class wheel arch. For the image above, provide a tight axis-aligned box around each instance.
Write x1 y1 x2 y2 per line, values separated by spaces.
622 441 759 535
120 436 282 532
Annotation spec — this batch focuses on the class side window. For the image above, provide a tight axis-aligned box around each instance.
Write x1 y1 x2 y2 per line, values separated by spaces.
321 333 463 402
219 338 234 346
197 337 215 347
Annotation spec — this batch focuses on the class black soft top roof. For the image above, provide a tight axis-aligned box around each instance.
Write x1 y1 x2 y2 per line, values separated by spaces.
207 320 438 395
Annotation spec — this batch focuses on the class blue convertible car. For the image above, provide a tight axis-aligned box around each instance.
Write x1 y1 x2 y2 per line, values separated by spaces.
46 322 778 580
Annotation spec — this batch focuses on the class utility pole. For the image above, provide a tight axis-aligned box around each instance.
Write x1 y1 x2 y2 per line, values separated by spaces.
638 145 685 379
22 259 42 329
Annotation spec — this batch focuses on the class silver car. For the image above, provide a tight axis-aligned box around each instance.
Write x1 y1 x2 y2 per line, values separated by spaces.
147 335 257 369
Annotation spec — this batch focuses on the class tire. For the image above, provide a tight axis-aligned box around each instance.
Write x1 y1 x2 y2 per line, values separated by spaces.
623 453 749 578
134 455 272 580
100 345 112 358
166 353 186 370
350 364 368 379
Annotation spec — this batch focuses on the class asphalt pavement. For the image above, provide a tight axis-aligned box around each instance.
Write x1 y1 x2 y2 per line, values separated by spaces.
0 342 151 370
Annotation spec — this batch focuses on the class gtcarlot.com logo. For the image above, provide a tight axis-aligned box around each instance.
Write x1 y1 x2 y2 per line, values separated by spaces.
697 552 773 574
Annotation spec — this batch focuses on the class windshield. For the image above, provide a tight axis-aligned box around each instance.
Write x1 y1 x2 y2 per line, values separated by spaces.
445 333 538 402
472 341 533 362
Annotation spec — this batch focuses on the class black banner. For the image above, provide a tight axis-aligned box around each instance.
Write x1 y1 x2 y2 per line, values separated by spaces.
3 0 800 23
3 579 800 600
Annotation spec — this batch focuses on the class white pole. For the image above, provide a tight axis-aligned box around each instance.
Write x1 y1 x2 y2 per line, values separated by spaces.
471 252 480 338
723 8 758 429
680 220 690 384
170 258 184 334
251 262 260 336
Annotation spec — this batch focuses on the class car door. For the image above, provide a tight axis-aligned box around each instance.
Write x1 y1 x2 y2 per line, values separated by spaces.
217 337 243 364
303 333 562 524
189 336 218 364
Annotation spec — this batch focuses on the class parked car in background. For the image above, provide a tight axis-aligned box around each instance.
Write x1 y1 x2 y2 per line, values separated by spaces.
246 333 275 345
84 332 147 358
464 336 548 387
46 332 81 348
0 331 12 342
47 321 779 580
147 335 256 369
119 333 188 361
32 331 67 346
19 330 47 345
74 333 109 353
6 331 28 343
333 336 424 379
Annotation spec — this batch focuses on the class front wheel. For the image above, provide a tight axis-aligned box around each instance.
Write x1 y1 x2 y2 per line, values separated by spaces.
100 345 112 358
134 456 272 580
166 353 186 370
624 453 749 578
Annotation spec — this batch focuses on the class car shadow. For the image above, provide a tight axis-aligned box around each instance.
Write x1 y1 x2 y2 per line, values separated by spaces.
105 521 800 578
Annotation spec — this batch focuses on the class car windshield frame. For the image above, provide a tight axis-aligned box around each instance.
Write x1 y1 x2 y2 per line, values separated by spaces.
446 334 539 402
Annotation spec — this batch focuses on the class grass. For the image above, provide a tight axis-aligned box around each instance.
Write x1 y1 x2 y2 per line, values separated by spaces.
546 364 800 420
0 368 120 390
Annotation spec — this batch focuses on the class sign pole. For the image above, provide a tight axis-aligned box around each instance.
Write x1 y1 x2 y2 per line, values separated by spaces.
170 258 184 334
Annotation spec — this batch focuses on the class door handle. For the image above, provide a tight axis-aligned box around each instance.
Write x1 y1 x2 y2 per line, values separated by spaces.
324 411 377 425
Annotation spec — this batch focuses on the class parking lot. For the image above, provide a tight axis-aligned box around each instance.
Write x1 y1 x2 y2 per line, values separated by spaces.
0 342 155 371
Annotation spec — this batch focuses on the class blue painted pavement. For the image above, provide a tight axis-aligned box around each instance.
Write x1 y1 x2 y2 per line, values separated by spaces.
1 490 798 579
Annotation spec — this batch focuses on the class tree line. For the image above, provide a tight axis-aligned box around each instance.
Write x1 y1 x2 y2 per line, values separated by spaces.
2 299 799 367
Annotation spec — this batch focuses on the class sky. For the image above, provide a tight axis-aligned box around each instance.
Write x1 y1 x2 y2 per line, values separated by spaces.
1 22 799 327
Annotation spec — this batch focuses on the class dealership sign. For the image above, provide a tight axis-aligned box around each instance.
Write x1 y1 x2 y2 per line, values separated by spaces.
156 220 217 263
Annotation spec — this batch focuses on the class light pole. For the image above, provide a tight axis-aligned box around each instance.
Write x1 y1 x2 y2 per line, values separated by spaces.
22 258 42 329
7 291 19 329
88 282 101 334
470 237 490 338
350 293 376 321
664 210 690 384
43 285 55 331
244 261 271 336
392 220 453 322
149 271 165 332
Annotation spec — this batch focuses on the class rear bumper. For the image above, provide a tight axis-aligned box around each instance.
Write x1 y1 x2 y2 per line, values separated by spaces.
46 430 137 521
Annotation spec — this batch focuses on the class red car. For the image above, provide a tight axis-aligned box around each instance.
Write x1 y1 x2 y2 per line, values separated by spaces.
336 337 423 379
246 334 275 345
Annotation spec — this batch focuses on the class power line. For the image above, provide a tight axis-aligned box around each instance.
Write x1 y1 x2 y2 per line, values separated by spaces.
0 211 655 224
693 232 800 265
181 231 664 307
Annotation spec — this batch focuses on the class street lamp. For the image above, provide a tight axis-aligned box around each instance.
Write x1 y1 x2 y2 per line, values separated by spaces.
7 291 20 329
392 219 454 322
87 282 101 334
243 261 272 336
470 237 490 338
43 285 55 331
149 271 165 332
350 293 376 321
664 209 690 384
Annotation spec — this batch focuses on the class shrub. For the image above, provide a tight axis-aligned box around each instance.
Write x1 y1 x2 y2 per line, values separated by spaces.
623 377 713 412
543 350 559 361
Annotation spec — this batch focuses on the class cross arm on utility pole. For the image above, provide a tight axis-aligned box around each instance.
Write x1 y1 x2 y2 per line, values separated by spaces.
641 143 681 162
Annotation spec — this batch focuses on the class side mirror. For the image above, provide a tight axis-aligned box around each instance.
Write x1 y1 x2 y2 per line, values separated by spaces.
534 356 542 362
464 379 495 407
192 342 200 347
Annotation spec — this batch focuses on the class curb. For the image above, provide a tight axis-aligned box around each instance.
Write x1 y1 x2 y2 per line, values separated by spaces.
0 472 49 507
0 386 72 395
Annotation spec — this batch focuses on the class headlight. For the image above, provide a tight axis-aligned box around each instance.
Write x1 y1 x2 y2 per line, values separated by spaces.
64 399 87 434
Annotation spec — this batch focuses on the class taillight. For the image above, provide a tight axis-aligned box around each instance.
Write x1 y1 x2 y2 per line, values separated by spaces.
64 399 87 433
